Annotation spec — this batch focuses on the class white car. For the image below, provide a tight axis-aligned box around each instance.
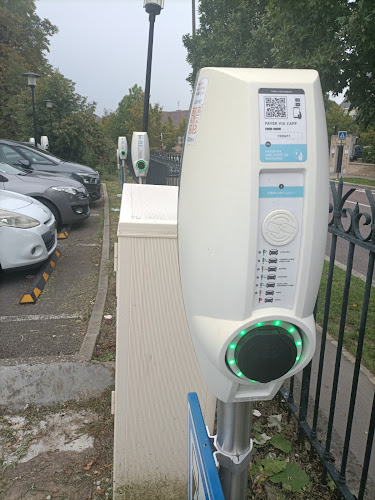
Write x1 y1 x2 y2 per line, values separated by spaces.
0 189 57 271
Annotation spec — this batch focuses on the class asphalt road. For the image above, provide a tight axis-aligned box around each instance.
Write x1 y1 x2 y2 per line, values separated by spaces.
0 198 103 361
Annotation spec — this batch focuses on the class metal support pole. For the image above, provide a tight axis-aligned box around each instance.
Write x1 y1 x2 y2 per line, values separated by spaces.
192 0 196 35
142 12 156 133
49 109 55 152
216 400 253 500
31 86 38 148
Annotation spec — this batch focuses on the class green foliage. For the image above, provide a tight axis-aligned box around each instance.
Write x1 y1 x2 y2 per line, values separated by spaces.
0 0 58 137
269 462 310 492
110 84 144 141
269 434 291 454
359 129 375 163
325 100 358 145
267 0 347 95
183 0 375 126
339 0 375 128
162 117 178 151
260 458 287 476
183 0 274 87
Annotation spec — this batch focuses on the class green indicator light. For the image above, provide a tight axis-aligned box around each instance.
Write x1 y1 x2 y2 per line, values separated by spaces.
237 371 243 377
295 340 302 346
240 330 246 336
229 344 236 350
273 320 281 326
250 379 257 383
136 160 146 170
296 356 300 362
256 322 264 327
288 327 296 333
228 359 235 365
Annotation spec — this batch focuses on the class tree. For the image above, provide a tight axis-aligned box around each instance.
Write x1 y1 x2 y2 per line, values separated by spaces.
8 69 95 142
162 117 178 151
110 84 144 141
266 0 347 95
339 0 375 128
325 100 359 145
183 0 274 87
182 0 375 126
0 0 58 137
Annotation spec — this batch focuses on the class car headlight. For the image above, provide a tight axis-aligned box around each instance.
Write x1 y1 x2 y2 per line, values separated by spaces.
76 172 99 183
52 186 79 195
0 209 39 228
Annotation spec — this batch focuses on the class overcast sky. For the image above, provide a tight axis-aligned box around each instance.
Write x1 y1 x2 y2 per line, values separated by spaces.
36 0 197 116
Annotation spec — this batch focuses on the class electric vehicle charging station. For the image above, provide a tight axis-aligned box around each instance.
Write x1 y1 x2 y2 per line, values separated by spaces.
178 67 329 499
131 131 150 183
117 136 128 186
40 135 49 150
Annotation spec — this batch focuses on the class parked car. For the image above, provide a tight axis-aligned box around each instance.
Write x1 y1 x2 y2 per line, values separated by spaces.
0 139 101 201
0 190 57 271
0 161 90 228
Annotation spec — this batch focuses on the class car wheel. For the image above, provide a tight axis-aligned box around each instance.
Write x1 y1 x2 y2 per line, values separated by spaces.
35 198 62 230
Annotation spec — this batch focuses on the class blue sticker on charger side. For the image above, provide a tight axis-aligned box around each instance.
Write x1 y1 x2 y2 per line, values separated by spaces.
260 144 307 162
259 186 304 198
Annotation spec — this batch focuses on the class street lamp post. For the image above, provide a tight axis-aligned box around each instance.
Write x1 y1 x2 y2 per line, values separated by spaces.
142 0 164 133
22 72 41 148
44 99 55 152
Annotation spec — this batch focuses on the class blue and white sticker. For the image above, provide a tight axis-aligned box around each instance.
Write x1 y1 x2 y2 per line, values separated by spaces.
259 88 307 163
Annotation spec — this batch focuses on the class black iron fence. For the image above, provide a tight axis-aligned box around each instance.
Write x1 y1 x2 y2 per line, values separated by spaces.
282 178 375 499
148 151 181 186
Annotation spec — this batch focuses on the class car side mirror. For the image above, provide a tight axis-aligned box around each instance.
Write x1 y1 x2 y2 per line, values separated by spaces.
18 159 32 168
0 174 9 182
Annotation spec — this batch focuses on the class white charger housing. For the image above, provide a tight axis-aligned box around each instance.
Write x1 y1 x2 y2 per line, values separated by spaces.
178 68 329 403
40 136 49 150
131 132 150 178
118 136 128 161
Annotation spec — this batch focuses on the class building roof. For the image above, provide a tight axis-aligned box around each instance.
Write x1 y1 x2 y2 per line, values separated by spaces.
162 110 189 127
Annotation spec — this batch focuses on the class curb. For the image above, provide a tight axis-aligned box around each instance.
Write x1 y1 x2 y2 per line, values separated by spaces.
79 184 110 359
19 249 61 304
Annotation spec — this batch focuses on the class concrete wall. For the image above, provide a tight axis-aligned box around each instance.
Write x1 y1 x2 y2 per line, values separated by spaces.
346 162 375 178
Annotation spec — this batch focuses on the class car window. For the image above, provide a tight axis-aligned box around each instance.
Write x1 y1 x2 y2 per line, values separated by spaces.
0 145 24 165
0 161 26 174
17 147 56 165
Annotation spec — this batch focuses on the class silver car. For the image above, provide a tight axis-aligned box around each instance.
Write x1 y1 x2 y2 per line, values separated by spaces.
0 190 57 271
0 162 90 228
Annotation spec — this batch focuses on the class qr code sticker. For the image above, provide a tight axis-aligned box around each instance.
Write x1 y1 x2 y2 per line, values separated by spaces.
265 97 287 118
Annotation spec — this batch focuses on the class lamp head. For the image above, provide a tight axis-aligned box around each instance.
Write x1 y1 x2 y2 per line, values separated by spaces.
44 99 54 109
22 72 41 87
144 0 164 15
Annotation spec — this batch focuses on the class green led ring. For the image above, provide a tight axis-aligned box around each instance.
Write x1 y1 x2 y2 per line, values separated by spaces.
120 150 127 157
225 320 303 382
136 160 147 171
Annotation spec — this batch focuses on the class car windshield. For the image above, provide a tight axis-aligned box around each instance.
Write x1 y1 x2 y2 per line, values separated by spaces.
17 147 58 165
0 162 27 175
20 144 63 163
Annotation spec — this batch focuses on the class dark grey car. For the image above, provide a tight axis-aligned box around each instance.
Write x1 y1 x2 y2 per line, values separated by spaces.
0 162 90 228
0 139 101 201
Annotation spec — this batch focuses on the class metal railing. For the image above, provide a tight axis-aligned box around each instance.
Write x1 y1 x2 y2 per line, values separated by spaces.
282 178 375 499
149 151 181 186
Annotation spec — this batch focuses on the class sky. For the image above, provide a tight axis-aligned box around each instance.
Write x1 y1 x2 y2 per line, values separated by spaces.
36 0 197 116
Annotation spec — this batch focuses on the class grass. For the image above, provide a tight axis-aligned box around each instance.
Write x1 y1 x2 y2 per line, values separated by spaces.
337 177 375 187
316 260 375 373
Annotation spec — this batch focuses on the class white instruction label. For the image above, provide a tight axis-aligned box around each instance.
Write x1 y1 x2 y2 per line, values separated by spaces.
253 172 304 310
187 78 208 146
259 88 307 163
